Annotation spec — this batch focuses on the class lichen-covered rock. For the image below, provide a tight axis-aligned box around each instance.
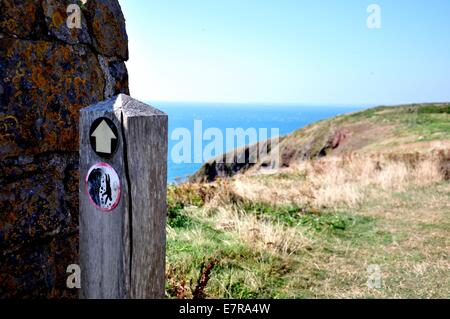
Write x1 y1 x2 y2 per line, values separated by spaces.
42 0 92 45
85 0 129 60
0 0 45 39
0 153 79 254
99 55 129 98
0 37 105 158
0 233 79 299
0 0 129 299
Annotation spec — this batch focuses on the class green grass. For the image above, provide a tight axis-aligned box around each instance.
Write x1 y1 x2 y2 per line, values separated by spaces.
335 103 450 140
418 104 450 114
166 173 450 298
165 199 396 298
410 113 450 138
166 209 295 298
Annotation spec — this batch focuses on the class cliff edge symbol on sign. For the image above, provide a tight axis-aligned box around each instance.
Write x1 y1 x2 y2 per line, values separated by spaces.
86 163 121 212
89 117 119 158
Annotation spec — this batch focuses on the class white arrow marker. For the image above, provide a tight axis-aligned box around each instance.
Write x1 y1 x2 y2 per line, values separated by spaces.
91 120 117 154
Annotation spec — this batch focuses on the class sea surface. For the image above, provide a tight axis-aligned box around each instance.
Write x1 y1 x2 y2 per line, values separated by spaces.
150 102 367 183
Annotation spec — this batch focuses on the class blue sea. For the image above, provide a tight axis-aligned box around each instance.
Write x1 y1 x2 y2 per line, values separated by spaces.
150 102 367 183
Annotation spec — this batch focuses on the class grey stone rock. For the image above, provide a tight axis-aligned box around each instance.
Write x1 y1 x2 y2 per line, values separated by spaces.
42 0 92 45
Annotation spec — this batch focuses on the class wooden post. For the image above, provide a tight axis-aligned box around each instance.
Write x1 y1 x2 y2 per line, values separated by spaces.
79 94 168 299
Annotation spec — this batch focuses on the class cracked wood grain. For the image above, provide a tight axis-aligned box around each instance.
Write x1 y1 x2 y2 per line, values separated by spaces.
79 94 167 299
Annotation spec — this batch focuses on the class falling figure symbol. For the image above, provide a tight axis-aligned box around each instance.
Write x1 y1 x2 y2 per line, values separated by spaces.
102 174 113 205
87 163 120 212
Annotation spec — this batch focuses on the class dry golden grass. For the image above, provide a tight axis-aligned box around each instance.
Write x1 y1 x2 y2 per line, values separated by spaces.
228 151 447 210
167 149 450 299
213 205 312 256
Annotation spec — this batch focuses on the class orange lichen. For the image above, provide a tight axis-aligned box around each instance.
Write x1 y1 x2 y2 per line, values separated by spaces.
73 76 86 87
52 11 64 27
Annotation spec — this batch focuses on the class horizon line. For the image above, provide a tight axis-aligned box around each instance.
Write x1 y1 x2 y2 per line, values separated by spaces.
143 99 375 108
141 99 450 108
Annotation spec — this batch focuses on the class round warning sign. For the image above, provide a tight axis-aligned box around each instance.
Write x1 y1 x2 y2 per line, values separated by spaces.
86 163 121 212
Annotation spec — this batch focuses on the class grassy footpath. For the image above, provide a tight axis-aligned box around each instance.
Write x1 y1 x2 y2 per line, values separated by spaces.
165 153 449 299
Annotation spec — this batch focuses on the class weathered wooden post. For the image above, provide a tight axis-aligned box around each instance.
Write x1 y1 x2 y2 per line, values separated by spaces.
79 94 168 299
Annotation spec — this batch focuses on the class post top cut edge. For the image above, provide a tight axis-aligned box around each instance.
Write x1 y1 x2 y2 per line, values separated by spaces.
80 94 167 118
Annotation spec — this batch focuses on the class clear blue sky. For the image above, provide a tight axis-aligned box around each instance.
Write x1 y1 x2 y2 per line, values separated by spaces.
119 0 450 105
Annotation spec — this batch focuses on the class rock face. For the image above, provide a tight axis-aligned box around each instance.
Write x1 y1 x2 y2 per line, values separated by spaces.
0 0 129 298
191 138 281 183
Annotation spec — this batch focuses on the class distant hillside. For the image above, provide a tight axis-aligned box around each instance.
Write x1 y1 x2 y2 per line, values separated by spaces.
191 103 450 182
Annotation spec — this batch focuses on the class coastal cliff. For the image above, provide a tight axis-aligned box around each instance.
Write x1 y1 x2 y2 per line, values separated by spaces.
191 103 450 182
